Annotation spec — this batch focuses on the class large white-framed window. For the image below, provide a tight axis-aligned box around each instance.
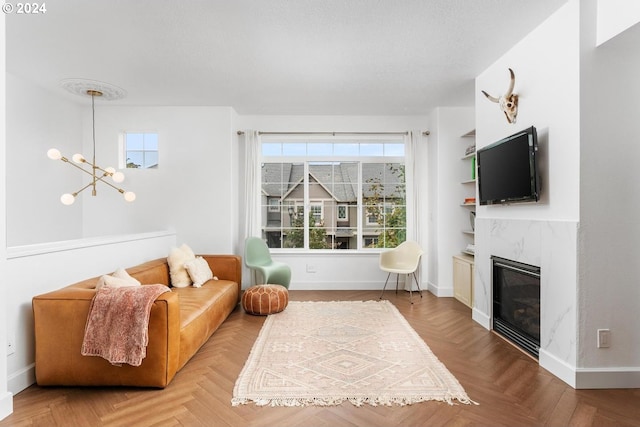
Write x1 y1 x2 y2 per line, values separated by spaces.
260 135 407 251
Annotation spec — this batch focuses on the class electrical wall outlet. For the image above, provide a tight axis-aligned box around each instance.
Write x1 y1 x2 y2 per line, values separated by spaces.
597 329 611 348
7 338 15 355
306 264 317 273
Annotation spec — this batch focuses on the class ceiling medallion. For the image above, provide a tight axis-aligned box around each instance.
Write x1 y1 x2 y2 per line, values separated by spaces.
60 78 127 101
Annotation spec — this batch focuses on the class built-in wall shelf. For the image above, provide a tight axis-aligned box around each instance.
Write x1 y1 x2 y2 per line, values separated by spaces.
460 129 477 263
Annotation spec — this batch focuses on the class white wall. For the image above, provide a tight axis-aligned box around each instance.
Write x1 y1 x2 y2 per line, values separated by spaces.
596 0 640 45
235 115 429 290
230 109 242 257
6 76 237 254
474 1 582 386
475 0 640 388
1 14 14 423
80 106 236 254
6 73 84 246
578 0 640 386
426 107 474 296
476 2 580 222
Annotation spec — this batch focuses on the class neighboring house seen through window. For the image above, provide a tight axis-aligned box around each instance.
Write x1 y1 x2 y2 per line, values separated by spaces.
260 137 407 250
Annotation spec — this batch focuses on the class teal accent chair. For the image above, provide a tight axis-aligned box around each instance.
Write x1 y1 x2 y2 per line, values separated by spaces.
244 237 291 288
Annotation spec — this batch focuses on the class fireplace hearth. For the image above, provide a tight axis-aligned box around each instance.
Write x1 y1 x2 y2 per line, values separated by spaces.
492 256 541 358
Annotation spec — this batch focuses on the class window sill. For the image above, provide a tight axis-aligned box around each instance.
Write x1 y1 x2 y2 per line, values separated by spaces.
270 249 384 256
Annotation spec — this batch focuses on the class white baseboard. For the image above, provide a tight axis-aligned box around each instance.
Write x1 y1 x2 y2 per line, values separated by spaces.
290 281 384 291
426 281 453 297
539 349 640 389
289 281 436 293
8 364 35 396
0 391 13 421
472 308 491 330
575 367 640 389
539 349 576 388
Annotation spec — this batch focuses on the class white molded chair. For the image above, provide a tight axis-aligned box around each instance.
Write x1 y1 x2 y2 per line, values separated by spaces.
378 240 424 304
244 237 291 288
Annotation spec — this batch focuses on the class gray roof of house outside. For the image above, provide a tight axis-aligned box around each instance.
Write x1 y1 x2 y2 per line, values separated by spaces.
262 162 404 202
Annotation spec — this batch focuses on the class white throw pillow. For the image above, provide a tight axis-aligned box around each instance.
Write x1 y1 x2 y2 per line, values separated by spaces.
184 256 216 287
167 244 196 288
112 267 141 286
96 275 142 290
180 243 195 260
95 267 141 289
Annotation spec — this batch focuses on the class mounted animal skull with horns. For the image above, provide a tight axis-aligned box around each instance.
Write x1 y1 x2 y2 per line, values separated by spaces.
482 68 518 124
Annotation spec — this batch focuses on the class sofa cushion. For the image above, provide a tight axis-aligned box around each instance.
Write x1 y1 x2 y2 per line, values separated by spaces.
172 279 239 370
167 244 196 288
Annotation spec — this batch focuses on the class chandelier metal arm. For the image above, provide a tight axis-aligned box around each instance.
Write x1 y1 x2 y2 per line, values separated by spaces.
66 172 127 199
62 158 127 194
69 181 96 198
60 156 90 173
93 172 126 194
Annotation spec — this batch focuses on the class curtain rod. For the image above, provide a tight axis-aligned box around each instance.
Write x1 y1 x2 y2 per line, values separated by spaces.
236 130 430 136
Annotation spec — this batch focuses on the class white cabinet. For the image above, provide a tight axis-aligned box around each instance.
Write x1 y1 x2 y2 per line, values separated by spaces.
453 254 474 308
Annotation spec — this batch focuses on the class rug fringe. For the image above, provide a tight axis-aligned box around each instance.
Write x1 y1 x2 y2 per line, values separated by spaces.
232 394 478 408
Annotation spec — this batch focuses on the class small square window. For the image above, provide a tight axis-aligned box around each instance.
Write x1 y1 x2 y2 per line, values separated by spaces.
124 132 158 169
337 204 348 221
366 212 379 226
268 198 281 212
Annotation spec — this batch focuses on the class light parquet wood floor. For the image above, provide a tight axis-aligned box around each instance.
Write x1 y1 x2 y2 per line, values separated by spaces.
2 290 639 427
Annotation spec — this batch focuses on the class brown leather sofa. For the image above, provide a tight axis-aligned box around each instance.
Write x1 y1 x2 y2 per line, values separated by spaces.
32 254 241 388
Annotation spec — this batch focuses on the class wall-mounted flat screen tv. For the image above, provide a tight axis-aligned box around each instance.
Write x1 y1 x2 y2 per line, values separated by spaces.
477 126 540 206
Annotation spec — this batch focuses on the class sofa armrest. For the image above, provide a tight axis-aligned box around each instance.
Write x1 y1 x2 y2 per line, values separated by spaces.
200 254 242 298
33 286 181 388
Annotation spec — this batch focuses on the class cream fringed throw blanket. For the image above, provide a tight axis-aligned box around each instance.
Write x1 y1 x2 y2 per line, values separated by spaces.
81 284 170 366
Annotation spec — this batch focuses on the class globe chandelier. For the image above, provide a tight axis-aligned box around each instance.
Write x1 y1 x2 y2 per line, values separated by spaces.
47 79 135 205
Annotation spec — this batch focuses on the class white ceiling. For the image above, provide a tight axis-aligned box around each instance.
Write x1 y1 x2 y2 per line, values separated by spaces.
7 0 567 115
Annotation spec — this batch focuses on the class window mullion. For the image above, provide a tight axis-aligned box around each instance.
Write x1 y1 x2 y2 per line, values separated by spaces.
303 161 310 250
357 161 363 250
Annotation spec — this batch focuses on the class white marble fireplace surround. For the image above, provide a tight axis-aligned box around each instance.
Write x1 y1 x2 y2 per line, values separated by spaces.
472 218 578 386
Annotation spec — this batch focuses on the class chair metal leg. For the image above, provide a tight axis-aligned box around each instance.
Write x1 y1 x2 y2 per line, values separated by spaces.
413 272 423 296
379 272 392 300
408 272 423 304
381 271 423 304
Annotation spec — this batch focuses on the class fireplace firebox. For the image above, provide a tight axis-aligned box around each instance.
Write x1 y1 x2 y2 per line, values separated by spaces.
492 256 540 358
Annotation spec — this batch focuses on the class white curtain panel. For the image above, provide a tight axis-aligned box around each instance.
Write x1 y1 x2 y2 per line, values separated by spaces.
243 130 261 240
404 130 422 290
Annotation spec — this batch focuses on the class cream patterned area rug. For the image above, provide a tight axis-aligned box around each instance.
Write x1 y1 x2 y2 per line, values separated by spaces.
232 300 476 407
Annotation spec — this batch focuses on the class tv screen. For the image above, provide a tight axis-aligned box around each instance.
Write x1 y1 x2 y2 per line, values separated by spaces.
477 126 540 206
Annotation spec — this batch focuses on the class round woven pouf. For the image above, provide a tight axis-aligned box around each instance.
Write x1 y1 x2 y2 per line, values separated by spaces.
242 284 289 315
